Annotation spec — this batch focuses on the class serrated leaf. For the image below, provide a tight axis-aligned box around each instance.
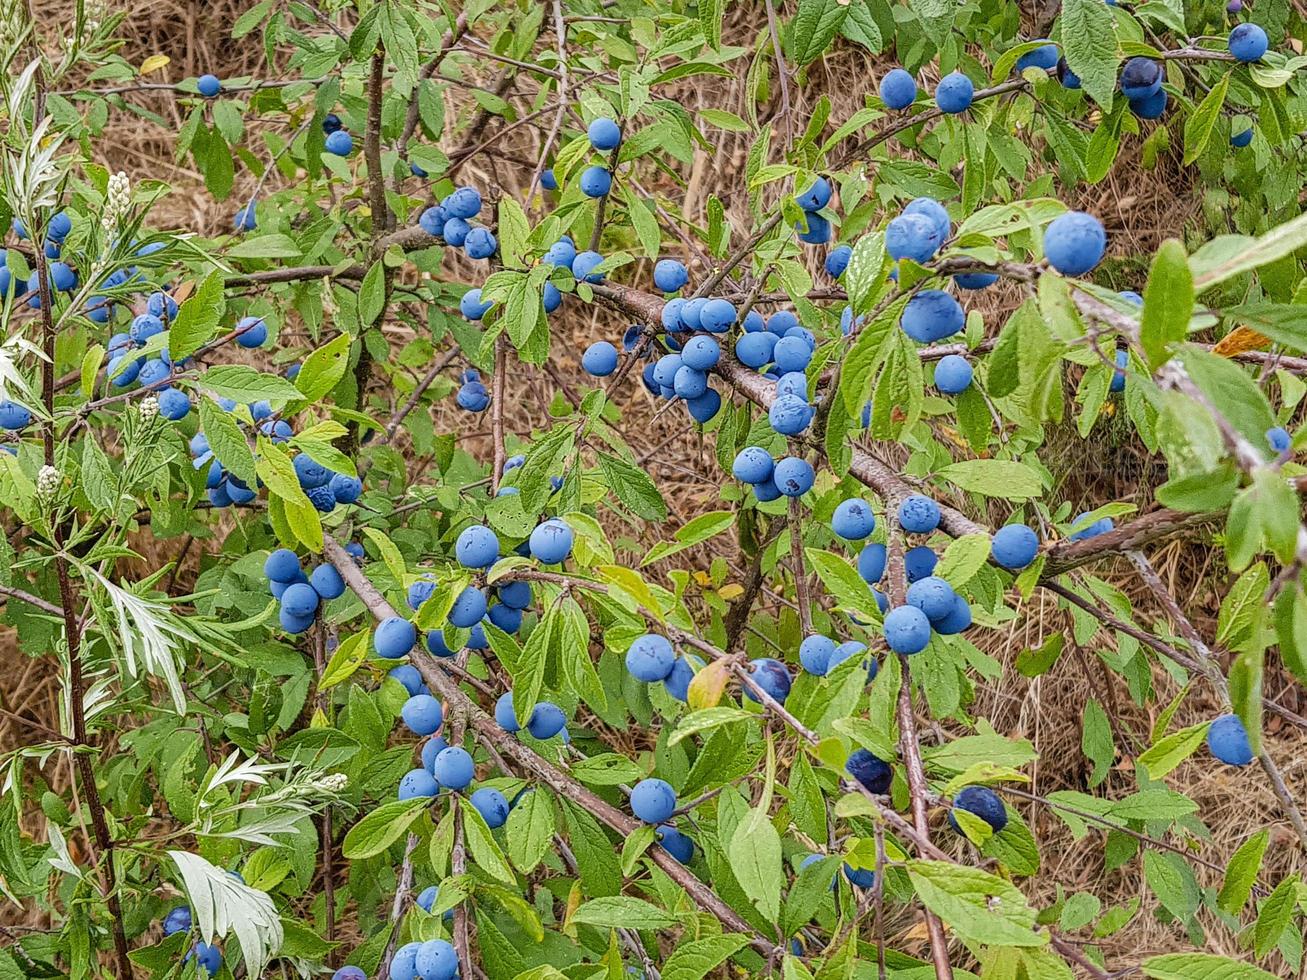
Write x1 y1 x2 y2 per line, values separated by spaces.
170 271 226 360
341 798 429 859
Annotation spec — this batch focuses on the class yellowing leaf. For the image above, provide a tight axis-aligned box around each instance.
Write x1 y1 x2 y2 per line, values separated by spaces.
687 660 731 710
1212 325 1270 357
718 583 745 601
140 54 171 76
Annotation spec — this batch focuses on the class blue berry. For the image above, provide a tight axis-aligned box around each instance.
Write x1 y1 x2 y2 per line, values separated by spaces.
325 130 353 156
443 187 483 219
402 695 444 736
884 605 932 654
773 457 815 497
825 244 852 278
796 212 831 244
1228 23 1268 62
901 290 964 343
630 778 676 823
663 656 701 701
448 586 488 628
858 543 887 584
653 259 689 292
991 524 1039 569
197 74 221 97
845 748 892 794
583 341 619 376
879 68 917 109
398 768 439 800
464 227 497 260
627 633 675 682
579 166 612 198
588 117 622 150
906 576 956 622
572 250 606 283
432 747 475 790
934 355 973 393
389 665 425 696
700 298 737 332
527 702 566 739
281 582 319 619
732 447 774 484
455 524 499 569
933 594 972 635
266 554 304 582
529 519 573 564
799 634 836 675
657 825 694 863
948 785 1008 833
735 332 777 368
743 657 792 704
796 177 831 211
898 495 940 534
235 316 268 348
935 72 974 113
374 616 416 658
470 787 510 828
1016 41 1059 72
1207 713 1253 765
1120 58 1162 100
832 499 876 540
1043 211 1106 276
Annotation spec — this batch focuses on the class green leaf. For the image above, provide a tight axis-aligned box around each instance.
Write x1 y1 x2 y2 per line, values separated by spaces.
699 0 723 50
505 789 554 874
935 460 1044 499
788 0 848 65
201 365 303 403
1217 830 1268 916
1142 953 1280 980
295 333 353 402
670 707 754 745
1081 698 1114 788
198 397 257 488
1140 239 1193 367
906 860 1045 946
934 533 992 588
319 632 370 690
1190 211 1307 290
170 271 226 360
642 511 735 566
227 234 301 259
1107 789 1197 821
1176 347 1276 450
561 800 621 898
1253 874 1298 956
727 807 783 923
571 896 680 930
596 451 667 521
1060 0 1118 107
804 548 882 621
462 801 515 884
341 798 428 859
1183 73 1230 165
661 935 750 980
1136 723 1209 779
497 197 532 268
359 261 386 326
1144 850 1200 922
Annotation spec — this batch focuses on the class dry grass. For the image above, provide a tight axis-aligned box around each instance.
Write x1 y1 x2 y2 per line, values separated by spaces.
2 0 1303 972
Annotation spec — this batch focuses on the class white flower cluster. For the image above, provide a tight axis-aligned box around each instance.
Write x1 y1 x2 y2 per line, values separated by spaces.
101 170 129 237
36 464 59 501
139 393 159 421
